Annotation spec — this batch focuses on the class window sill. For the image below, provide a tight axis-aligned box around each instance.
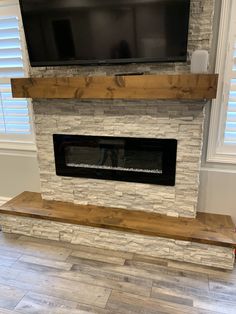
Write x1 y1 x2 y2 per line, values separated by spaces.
207 149 236 164
0 140 37 157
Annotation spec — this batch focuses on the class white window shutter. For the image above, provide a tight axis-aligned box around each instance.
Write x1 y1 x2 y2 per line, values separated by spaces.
0 83 30 134
0 16 25 78
0 3 33 147
223 3 236 146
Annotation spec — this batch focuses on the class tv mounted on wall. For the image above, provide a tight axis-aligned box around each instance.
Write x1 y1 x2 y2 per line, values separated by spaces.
19 0 190 67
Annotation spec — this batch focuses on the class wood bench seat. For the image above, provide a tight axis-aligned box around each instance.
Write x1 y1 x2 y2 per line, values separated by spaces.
0 191 236 248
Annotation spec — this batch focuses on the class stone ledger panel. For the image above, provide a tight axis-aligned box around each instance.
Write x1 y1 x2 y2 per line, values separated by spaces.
34 101 205 218
1 215 234 270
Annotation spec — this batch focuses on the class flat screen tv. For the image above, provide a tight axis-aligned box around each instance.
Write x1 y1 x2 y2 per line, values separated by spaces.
19 0 190 67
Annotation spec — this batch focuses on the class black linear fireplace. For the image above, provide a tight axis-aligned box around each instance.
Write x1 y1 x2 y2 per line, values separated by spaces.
53 134 177 186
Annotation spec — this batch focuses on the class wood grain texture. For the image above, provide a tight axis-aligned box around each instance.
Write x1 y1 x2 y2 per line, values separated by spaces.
0 283 26 310
0 249 21 267
15 292 78 314
0 233 235 313
14 269 111 308
11 74 218 100
0 230 72 261
0 191 236 248
69 250 125 265
18 255 73 271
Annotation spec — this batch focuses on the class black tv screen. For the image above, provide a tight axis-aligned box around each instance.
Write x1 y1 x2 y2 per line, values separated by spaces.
19 0 190 66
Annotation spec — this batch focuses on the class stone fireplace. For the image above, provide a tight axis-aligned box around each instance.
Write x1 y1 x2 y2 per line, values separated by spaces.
30 0 214 218
1 0 235 271
33 100 204 218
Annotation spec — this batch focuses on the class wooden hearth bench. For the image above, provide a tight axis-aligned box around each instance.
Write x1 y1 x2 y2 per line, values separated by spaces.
0 191 235 269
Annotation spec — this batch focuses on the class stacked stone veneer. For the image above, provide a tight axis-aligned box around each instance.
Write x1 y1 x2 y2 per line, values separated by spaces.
1 215 234 270
30 0 214 219
33 101 205 218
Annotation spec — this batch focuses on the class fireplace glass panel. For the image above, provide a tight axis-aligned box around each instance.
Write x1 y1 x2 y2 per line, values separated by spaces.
65 140 163 175
53 134 177 186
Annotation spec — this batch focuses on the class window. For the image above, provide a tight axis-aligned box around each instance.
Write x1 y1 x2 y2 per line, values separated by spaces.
207 0 236 163
223 28 236 146
0 1 35 152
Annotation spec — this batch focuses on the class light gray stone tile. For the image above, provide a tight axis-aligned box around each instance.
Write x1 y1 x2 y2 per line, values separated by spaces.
0 215 234 270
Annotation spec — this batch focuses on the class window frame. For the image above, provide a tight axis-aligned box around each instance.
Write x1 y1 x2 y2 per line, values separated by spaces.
0 0 36 153
207 0 236 164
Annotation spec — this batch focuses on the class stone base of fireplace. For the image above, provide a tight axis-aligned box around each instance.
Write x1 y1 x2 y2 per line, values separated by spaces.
1 215 234 270
0 192 235 270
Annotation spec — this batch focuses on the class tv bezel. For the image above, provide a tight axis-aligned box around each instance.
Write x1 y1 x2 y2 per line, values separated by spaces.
19 0 191 67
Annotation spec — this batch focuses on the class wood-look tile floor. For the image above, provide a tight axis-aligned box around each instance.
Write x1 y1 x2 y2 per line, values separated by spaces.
0 232 235 314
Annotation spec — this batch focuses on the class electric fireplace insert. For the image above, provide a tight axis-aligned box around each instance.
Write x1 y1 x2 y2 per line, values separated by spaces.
53 134 177 186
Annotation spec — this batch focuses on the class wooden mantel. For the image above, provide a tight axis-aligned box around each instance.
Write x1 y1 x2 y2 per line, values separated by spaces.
0 191 236 248
11 74 218 100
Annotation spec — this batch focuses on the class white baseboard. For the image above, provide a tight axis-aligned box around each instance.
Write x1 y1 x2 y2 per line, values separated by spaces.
0 196 11 206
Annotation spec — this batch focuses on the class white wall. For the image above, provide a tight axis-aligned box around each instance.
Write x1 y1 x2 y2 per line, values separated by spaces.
198 168 236 223
0 153 40 202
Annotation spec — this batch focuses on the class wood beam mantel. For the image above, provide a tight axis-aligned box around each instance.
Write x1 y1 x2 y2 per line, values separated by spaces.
11 74 218 100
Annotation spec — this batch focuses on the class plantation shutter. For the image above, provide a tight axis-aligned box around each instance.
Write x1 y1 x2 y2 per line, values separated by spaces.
0 5 32 140
223 5 236 145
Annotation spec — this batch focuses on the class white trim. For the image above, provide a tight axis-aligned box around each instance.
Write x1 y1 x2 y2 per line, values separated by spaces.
0 196 10 206
0 0 19 7
207 0 236 164
207 0 232 162
200 166 236 174
0 138 37 156
0 149 37 157
206 151 236 164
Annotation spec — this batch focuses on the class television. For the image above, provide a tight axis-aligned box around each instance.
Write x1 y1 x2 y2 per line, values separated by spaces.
19 0 190 67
